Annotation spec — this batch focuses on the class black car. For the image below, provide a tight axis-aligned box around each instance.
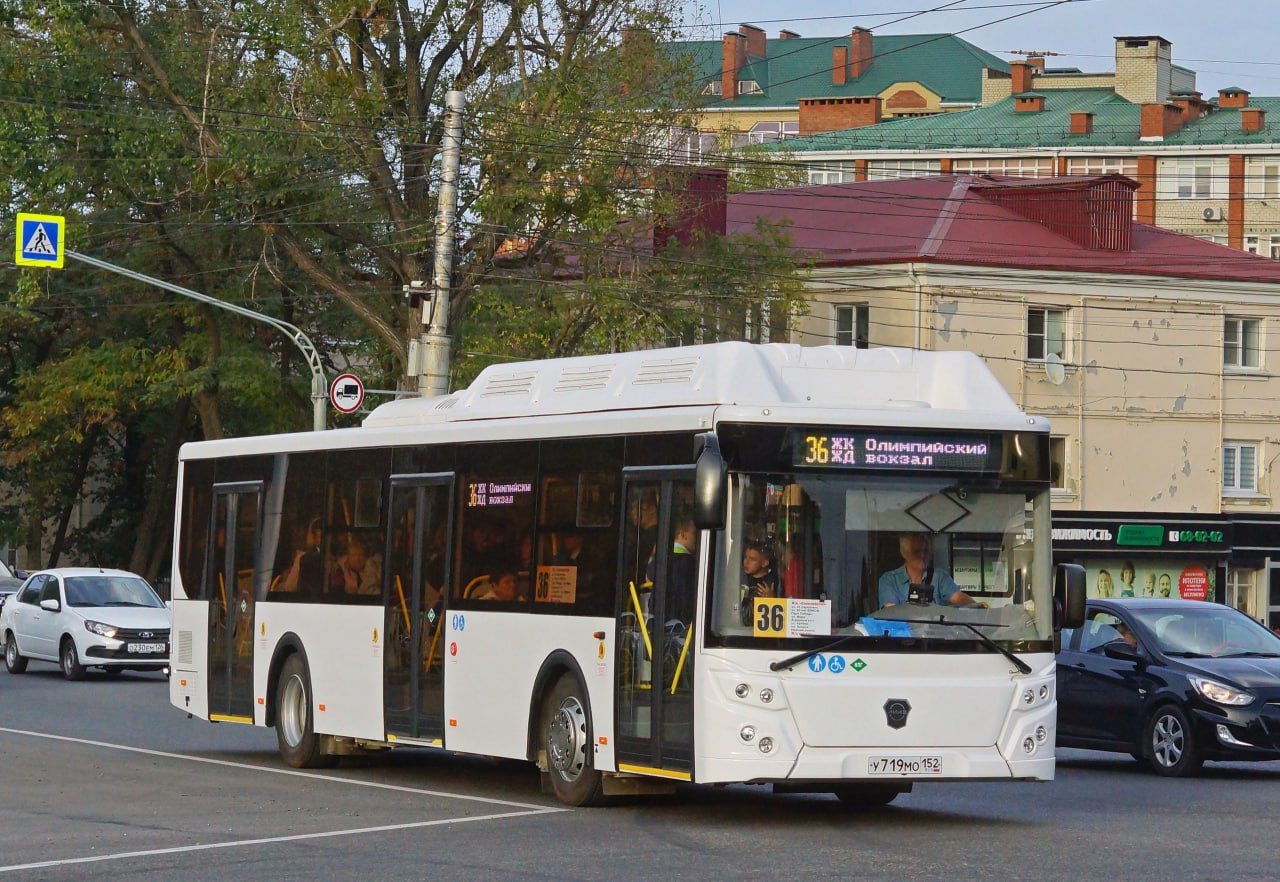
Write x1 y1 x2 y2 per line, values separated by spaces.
1057 598 1280 776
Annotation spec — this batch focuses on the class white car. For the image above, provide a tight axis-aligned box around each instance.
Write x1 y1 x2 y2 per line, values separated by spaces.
1 568 170 679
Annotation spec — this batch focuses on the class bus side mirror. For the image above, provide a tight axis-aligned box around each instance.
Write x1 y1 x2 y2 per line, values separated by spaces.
693 433 727 530
1054 563 1086 630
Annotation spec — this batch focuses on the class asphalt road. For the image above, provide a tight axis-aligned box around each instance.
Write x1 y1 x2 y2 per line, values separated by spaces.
1 662 1277 881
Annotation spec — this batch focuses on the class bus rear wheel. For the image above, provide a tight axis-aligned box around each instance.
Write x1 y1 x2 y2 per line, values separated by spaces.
275 653 335 769
542 674 605 806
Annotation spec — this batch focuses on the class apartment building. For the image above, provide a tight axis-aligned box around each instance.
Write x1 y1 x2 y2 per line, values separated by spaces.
653 23 1008 159
709 172 1280 627
774 36 1280 255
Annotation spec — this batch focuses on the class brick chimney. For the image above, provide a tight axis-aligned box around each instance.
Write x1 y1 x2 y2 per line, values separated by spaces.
739 24 766 57
1070 111 1094 134
832 46 848 85
1242 107 1266 133
1027 55 1046 71
1140 102 1184 139
798 96 882 136
779 29 801 39
1015 92 1045 113
1010 60 1035 95
850 27 873 78
1219 87 1250 108
653 167 728 251
721 32 747 99
1171 90 1208 121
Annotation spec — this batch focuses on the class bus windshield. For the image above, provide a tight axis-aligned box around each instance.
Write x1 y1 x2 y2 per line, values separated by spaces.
710 473 1053 646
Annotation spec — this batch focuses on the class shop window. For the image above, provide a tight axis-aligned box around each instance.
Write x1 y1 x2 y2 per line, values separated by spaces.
1226 568 1257 619
1222 441 1258 494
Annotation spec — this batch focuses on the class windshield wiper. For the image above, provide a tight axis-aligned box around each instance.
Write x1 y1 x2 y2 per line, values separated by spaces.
770 634 863 672
1218 651 1280 658
875 615 1032 675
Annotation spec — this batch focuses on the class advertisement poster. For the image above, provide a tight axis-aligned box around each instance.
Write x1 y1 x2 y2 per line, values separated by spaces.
1084 559 1215 602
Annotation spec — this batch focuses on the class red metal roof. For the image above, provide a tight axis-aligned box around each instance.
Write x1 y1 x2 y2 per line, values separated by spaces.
726 175 1280 284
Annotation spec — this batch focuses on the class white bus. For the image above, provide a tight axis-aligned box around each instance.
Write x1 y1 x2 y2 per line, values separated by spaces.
169 342 1084 805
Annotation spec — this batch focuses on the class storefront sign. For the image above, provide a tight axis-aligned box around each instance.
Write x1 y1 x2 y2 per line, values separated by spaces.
1052 519 1231 553
1083 559 1216 602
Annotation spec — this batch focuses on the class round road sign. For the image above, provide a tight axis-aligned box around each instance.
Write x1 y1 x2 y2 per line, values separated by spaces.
330 373 365 414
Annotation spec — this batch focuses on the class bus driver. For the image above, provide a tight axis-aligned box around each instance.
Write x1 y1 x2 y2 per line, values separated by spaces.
878 533 984 608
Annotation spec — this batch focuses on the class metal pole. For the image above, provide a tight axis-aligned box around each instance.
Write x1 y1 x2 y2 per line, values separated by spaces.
420 89 465 398
66 250 328 431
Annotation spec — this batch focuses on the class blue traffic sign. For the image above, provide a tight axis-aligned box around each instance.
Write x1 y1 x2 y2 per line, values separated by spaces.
15 213 65 268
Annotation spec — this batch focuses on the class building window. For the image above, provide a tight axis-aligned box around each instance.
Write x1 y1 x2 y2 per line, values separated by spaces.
1270 235 1280 259
1065 157 1139 177
808 162 856 185
835 304 869 348
1223 441 1258 494
866 159 941 180
1176 160 1214 199
1245 235 1260 254
1265 165 1279 199
1050 437 1067 491
953 157 1054 178
1226 568 1257 619
737 80 762 95
1224 317 1261 369
701 81 723 96
1026 307 1067 361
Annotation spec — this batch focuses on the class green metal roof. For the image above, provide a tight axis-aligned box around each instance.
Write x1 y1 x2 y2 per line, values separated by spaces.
671 32 1009 108
774 88 1280 153
779 89 1138 151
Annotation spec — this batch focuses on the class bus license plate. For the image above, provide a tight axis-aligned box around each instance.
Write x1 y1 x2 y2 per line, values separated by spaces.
127 643 166 654
868 756 942 776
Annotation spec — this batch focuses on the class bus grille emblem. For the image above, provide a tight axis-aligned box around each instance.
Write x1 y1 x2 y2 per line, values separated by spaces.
883 699 911 730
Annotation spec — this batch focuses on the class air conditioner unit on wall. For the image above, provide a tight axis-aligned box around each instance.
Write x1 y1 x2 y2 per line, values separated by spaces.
1202 207 1226 222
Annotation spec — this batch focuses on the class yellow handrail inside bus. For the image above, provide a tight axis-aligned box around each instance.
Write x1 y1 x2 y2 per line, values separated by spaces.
393 575 411 632
424 615 443 673
670 624 692 695
627 580 652 660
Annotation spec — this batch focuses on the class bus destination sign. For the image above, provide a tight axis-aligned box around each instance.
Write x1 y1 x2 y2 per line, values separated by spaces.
792 429 1000 473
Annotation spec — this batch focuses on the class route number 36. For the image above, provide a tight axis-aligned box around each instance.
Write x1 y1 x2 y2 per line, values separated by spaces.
753 598 787 637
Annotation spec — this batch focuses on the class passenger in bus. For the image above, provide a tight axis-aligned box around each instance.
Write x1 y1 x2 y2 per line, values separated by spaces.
629 492 660 588
474 564 524 602
669 517 698 623
280 517 323 594
739 541 779 625
878 533 984 608
329 539 380 595
779 543 805 599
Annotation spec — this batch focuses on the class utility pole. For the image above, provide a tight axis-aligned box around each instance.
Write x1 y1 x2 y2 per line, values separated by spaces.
419 90 466 397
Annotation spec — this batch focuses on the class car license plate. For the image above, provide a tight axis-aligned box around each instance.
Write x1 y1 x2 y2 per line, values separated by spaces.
127 642 166 654
868 755 942 775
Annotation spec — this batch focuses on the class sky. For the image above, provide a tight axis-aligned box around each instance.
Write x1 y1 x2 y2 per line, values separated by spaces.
678 0 1280 98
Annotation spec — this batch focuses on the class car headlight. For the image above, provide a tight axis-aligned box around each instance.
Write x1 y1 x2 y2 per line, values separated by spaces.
1189 675 1254 707
84 620 119 639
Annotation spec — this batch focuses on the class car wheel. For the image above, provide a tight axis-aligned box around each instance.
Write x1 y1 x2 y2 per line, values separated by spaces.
4 632 28 674
61 639 86 681
833 783 910 806
541 674 605 806
275 653 335 768
1144 704 1203 777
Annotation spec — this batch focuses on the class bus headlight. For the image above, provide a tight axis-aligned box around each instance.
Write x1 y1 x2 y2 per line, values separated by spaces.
734 683 750 699
1022 689 1034 705
758 737 774 754
1023 737 1036 755
1035 725 1048 743
740 725 756 742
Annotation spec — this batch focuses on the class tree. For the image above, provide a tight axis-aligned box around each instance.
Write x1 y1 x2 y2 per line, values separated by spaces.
0 0 808 571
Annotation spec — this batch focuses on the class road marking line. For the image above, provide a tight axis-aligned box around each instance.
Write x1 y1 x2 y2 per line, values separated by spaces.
0 726 562 811
0 809 557 874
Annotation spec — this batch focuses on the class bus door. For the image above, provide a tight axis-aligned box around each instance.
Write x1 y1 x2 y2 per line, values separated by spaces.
208 482 262 723
615 471 697 778
383 474 453 744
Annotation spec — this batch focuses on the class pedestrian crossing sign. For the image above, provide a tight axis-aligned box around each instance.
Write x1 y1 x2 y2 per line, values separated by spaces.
15 212 65 268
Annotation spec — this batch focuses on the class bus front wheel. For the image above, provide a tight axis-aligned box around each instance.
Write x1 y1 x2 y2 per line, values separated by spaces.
275 654 335 768
541 674 605 806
